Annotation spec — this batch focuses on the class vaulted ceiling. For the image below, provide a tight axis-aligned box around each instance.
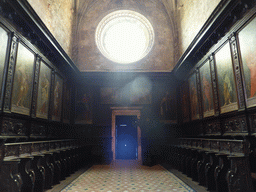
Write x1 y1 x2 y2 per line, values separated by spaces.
72 0 178 72
26 0 221 75
27 0 179 73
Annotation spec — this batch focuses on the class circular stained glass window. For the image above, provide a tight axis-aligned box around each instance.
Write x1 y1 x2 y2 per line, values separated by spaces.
95 10 154 64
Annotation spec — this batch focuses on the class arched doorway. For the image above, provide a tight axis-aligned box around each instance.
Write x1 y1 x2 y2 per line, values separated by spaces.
111 107 142 163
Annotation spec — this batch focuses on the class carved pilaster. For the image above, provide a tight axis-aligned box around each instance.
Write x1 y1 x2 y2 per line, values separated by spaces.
3 35 18 112
209 55 220 116
229 33 245 110
48 70 55 121
196 69 203 120
31 55 41 118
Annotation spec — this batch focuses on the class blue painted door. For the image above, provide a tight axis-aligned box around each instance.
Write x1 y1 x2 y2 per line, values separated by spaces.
116 115 137 159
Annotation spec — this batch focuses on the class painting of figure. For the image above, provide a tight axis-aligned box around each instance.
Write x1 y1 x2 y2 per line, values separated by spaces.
189 74 199 120
0 27 8 107
181 82 190 122
11 43 35 115
200 61 214 117
239 17 256 107
63 83 71 123
160 89 177 123
36 61 51 119
215 43 238 113
52 74 63 121
75 88 93 124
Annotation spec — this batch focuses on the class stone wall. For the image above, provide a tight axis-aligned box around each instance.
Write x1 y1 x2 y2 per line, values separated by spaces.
27 0 75 58
176 0 221 57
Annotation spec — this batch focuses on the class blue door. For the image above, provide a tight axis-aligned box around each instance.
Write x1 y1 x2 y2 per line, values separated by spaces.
116 116 137 160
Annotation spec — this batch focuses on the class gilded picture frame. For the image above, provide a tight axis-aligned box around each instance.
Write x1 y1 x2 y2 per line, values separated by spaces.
36 60 51 119
63 82 71 124
181 81 190 123
238 16 256 108
215 42 238 113
0 26 9 110
11 43 35 116
160 88 177 123
189 74 199 120
75 87 93 124
199 60 214 117
52 74 63 122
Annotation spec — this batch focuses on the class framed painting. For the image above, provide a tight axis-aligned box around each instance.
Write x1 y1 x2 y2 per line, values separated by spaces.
36 61 51 119
0 26 9 108
180 81 190 123
100 86 152 105
63 83 71 123
75 87 93 124
100 87 117 104
189 73 199 120
160 89 177 123
11 43 35 115
200 60 214 117
238 16 256 108
52 74 63 121
215 42 238 113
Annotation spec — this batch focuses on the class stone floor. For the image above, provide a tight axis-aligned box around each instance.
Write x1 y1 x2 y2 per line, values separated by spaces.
46 160 208 192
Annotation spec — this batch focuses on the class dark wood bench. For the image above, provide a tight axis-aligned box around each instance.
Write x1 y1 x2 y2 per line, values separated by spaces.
0 139 84 192
169 138 253 192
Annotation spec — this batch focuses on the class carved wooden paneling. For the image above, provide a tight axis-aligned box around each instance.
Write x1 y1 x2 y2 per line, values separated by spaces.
1 117 27 136
203 140 211 150
229 34 245 110
205 120 221 135
30 122 46 137
0 160 22 192
211 140 219 152
49 142 55 151
191 139 197 148
227 157 253 192
32 142 40 154
0 142 5 166
3 35 18 112
4 145 19 158
249 114 256 134
219 141 230 154
223 116 248 134
19 143 31 157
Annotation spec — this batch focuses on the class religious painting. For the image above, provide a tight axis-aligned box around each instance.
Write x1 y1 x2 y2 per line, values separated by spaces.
160 89 177 123
11 43 35 115
0 27 8 108
238 17 256 108
100 86 151 105
36 61 51 119
189 74 199 120
200 60 214 117
75 88 93 124
52 74 63 121
180 81 190 122
63 83 71 123
215 43 238 113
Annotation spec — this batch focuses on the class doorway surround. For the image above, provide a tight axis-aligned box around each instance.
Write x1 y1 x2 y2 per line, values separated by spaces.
111 107 142 163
